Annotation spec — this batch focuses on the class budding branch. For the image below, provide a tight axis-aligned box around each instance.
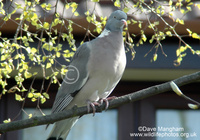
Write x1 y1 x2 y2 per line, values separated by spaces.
0 71 200 134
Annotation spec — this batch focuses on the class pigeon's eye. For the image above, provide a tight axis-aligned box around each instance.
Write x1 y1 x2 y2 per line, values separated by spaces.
113 16 116 18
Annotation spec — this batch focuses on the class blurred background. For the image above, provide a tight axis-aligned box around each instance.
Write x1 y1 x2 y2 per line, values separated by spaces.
1 0 200 140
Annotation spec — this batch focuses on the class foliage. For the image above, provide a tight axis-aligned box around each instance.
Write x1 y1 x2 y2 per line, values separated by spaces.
0 0 200 118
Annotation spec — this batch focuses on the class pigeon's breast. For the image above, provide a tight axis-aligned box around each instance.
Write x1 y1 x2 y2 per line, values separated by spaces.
85 32 126 99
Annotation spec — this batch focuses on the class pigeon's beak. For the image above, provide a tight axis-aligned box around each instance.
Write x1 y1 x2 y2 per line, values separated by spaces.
121 19 127 26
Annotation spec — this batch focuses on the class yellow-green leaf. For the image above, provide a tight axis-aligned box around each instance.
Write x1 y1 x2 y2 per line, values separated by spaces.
15 94 24 101
30 13 38 21
71 2 78 8
28 92 34 98
46 62 51 69
29 114 33 118
114 0 121 7
166 31 172 36
31 98 37 102
65 3 70 9
43 92 50 99
24 71 32 79
176 49 180 56
192 33 200 39
34 92 41 98
74 11 79 16
46 3 51 11
1 55 7 61
31 47 37 54
153 54 157 61
179 19 184 25
70 2 78 13
3 118 11 123
40 3 46 8
141 34 147 42
123 7 130 13
56 52 61 57
41 97 46 104
43 22 49 30
180 9 185 14
196 50 200 55
176 18 184 25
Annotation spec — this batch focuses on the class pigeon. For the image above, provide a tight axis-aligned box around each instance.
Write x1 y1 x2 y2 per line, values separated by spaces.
47 10 127 140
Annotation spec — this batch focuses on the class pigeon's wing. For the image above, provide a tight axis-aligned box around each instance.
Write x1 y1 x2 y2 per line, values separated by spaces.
51 43 90 113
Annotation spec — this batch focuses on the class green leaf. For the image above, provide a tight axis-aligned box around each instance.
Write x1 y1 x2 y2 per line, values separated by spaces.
30 13 38 21
74 11 79 16
56 52 61 57
43 92 50 99
86 16 91 23
114 0 121 7
46 3 52 10
34 92 41 98
31 98 37 102
65 3 70 9
24 71 32 79
70 2 78 13
176 49 180 56
40 3 46 8
1 55 7 61
52 18 60 27
186 6 192 11
176 46 187 56
31 47 37 54
42 56 47 62
40 97 46 104
138 22 142 28
195 50 200 55
43 22 49 30
176 18 184 25
123 7 130 13
192 33 200 39
166 31 172 36
180 9 185 14
3 118 11 123
179 19 184 25
28 114 33 118
46 62 52 69
15 94 24 101
153 54 157 61
28 92 34 98
141 34 147 42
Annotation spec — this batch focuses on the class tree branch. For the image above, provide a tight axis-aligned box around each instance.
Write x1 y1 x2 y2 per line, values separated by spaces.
0 71 200 134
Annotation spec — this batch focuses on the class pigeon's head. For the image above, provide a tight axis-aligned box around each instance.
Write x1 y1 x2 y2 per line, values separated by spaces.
105 10 127 32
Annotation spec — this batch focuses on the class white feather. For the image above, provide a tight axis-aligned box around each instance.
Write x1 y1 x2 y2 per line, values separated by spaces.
98 29 110 38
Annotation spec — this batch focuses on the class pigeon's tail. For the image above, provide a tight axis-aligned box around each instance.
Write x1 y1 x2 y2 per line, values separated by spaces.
47 116 79 140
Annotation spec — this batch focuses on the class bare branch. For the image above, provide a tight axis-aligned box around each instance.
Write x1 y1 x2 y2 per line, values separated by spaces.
0 71 200 134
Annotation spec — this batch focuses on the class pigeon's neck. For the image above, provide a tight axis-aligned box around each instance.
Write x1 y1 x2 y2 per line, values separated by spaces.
98 29 111 38
98 29 122 38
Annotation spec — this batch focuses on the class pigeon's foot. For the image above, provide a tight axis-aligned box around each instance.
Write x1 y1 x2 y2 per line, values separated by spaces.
87 101 100 116
87 96 116 116
98 96 116 110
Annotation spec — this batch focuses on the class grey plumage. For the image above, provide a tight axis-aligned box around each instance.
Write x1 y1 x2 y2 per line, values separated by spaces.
47 10 127 140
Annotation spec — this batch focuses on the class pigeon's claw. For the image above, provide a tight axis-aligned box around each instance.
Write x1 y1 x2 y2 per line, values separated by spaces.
87 101 100 116
99 96 116 110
